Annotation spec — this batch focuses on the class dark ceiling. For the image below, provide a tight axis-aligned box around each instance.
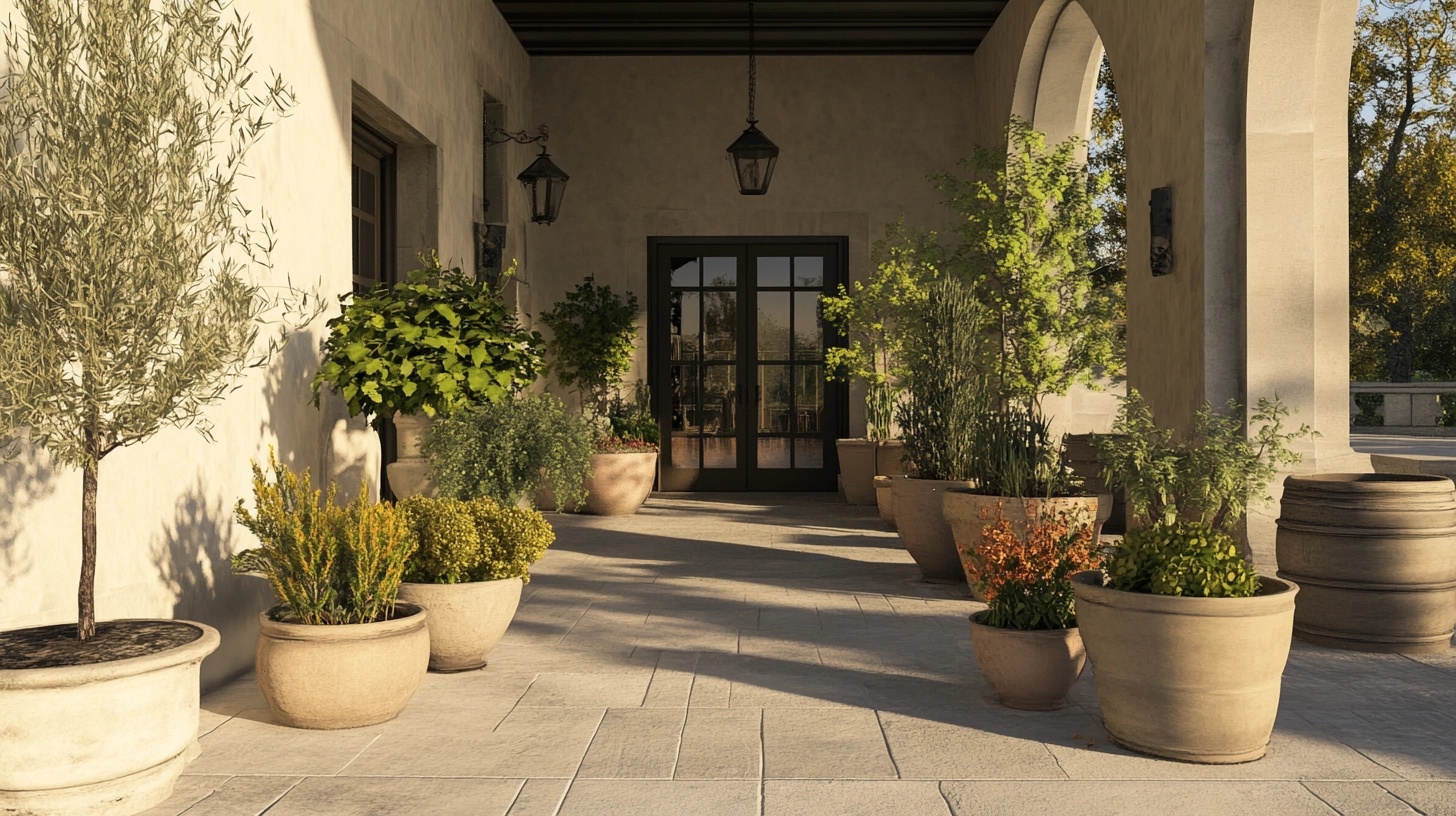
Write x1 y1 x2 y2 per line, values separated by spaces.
493 2 1010 56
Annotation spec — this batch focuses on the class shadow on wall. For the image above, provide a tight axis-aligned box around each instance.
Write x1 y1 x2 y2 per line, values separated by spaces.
0 440 59 597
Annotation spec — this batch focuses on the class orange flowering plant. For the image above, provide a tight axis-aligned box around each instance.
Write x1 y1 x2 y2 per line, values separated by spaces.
958 505 1102 630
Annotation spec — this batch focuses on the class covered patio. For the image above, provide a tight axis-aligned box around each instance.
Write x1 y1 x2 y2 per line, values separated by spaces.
145 496 1456 815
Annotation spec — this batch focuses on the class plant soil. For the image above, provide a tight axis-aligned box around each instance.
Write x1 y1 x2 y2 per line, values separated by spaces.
0 620 203 670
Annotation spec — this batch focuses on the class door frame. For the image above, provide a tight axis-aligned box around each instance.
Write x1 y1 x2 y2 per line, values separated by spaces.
647 236 850 492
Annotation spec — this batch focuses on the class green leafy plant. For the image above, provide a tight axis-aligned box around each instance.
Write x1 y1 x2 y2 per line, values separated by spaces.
540 276 640 417
821 219 942 440
1105 521 1260 598
313 252 543 429
896 278 992 480
396 496 554 584
960 505 1102 629
969 404 1078 498
0 0 306 640
605 381 660 447
424 393 595 509
1093 389 1317 531
233 451 415 625
935 117 1122 410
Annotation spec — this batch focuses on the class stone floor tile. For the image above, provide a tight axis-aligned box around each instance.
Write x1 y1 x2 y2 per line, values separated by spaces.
763 780 952 815
556 780 758 816
940 781 1338 815
689 673 733 707
1303 782 1422 814
505 779 573 816
155 776 300 816
738 631 822 663
516 672 651 708
340 707 605 778
137 775 239 816
1379 782 1456 814
676 708 763 779
878 710 1072 780
762 708 897 779
264 777 523 816
187 710 383 775
577 708 686 779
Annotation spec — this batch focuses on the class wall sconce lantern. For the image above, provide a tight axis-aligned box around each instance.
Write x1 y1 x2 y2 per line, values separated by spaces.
726 3 778 195
1150 185 1173 276
486 124 569 225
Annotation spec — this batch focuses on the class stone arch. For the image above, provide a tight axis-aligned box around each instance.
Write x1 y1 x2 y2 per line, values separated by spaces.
1011 0 1106 151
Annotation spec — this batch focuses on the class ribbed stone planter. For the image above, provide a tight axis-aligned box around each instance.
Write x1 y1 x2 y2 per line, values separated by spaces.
874 475 895 528
1276 473 1456 654
889 476 970 581
837 439 878 505
256 603 429 729
582 450 658 515
968 612 1086 711
397 578 524 672
1072 572 1298 764
0 621 219 816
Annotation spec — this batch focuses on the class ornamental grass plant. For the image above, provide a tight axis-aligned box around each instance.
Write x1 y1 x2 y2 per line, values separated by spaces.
396 496 555 584
959 506 1101 630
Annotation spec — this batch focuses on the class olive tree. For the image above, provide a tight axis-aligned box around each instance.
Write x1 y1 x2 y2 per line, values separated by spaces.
0 0 299 641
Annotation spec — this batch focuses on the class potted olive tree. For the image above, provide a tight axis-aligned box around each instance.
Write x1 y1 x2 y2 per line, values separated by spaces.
1077 390 1315 763
540 276 658 515
0 2 298 812
395 496 555 671
820 219 936 505
234 453 426 729
312 253 544 498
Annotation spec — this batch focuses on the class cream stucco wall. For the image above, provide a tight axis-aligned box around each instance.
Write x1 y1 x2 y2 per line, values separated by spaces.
0 0 534 689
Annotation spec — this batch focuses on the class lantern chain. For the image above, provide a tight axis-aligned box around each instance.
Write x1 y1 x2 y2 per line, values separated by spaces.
747 2 757 124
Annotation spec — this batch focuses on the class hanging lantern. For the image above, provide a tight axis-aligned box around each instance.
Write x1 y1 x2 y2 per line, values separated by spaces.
727 2 778 195
517 147 569 225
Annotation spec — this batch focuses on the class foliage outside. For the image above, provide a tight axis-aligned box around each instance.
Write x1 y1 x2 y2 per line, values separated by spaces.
896 278 992 481
1106 521 1260 598
0 0 303 639
1087 55 1128 361
959 505 1101 630
540 276 640 418
424 392 595 510
1093 390 1316 532
397 496 554 584
820 219 943 440
313 252 542 429
233 452 415 625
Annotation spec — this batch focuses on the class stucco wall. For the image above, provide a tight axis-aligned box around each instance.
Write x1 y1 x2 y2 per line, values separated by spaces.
0 0 532 689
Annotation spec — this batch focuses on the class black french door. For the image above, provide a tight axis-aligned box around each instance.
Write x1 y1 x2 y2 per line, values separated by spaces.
649 238 848 491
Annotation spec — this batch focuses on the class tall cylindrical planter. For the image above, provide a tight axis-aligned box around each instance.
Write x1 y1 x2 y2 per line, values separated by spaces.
0 621 219 816
1071 572 1298 764
397 578 524 672
256 603 430 729
873 475 895 528
1276 473 1456 654
583 450 658 516
387 414 435 499
876 440 908 477
889 476 971 580
968 613 1086 711
943 492 1106 598
837 439 878 505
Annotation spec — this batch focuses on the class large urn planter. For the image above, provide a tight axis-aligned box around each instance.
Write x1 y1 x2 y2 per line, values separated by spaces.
889 476 971 581
0 621 220 816
837 439 878 505
1071 572 1298 764
582 450 658 516
968 613 1086 711
396 579 524 672
943 492 1109 598
1276 473 1456 654
387 414 435 499
256 603 430 729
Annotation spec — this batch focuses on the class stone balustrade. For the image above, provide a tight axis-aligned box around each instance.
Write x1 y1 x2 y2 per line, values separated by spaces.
1350 382 1456 428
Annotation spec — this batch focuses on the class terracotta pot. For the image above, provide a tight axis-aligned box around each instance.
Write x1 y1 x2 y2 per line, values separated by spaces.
583 450 658 515
0 621 219 816
876 440 908 477
837 439 878 505
942 492 1108 598
967 612 1086 710
397 578 524 672
1277 473 1456 653
873 475 895 528
1071 572 1298 764
386 414 435 499
889 476 971 580
256 603 430 729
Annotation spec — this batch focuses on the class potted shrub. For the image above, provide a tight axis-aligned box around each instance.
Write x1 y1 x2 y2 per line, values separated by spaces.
1075 390 1315 763
539 277 658 515
233 453 427 729
395 496 555 671
312 253 544 498
820 219 935 504
959 505 1101 710
0 3 298 812
424 392 595 510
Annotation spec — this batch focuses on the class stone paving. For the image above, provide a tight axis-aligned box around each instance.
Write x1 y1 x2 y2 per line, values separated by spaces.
145 494 1456 815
